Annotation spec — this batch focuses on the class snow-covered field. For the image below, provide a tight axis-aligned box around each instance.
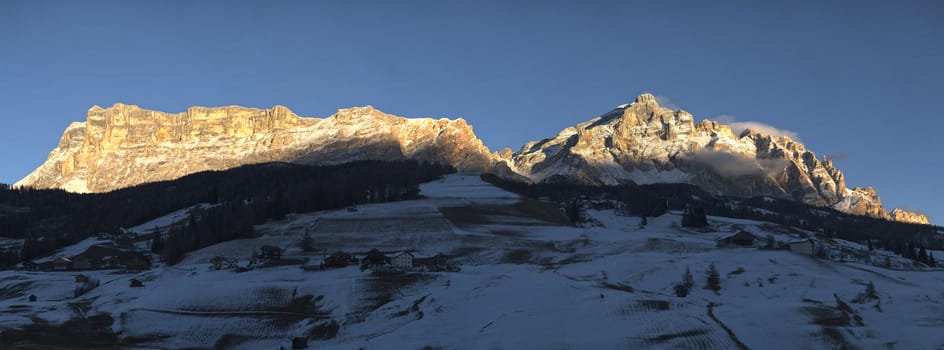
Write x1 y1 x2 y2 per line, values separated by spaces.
2 174 943 349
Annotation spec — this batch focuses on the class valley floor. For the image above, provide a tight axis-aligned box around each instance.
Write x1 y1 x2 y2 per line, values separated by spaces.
2 174 943 349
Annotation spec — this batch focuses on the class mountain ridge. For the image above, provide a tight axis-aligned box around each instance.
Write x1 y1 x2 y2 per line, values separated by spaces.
493 94 928 224
15 103 492 193
15 96 928 224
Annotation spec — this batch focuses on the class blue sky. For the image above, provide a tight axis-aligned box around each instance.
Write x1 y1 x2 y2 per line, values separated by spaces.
1 1 942 222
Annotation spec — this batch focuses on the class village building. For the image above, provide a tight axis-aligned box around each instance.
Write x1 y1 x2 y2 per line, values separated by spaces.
323 251 356 269
788 239 815 256
718 231 757 247
124 255 151 271
28 294 37 302
260 245 282 260
391 251 414 269
72 257 94 270
416 253 452 272
75 274 90 283
211 256 226 270
101 256 122 269
52 258 73 271
130 278 144 288
361 248 389 270
21 261 39 271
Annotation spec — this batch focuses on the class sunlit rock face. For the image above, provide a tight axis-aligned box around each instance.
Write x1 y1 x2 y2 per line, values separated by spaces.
17 96 927 224
497 93 922 223
891 209 930 225
15 104 492 193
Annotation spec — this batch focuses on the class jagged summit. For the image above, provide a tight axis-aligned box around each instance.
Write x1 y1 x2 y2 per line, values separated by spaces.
15 103 492 193
495 93 927 224
15 96 928 224
634 93 658 104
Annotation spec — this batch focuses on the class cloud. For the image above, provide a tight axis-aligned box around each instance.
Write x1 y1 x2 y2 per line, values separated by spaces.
687 150 789 178
823 153 850 162
715 115 800 140
654 95 679 110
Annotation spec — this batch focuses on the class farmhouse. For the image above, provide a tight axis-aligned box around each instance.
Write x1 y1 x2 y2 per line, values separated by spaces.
718 231 756 247
787 239 815 256
260 245 282 260
361 248 389 269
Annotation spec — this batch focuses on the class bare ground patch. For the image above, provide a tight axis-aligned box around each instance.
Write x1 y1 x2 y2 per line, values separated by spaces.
439 199 570 228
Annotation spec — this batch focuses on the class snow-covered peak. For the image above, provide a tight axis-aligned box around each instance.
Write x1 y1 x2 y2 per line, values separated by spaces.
500 93 919 222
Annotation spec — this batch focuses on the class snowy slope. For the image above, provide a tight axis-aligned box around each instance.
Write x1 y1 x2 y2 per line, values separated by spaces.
2 174 942 349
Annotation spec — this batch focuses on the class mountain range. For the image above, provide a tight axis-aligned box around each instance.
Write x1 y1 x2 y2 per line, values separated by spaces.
14 94 928 224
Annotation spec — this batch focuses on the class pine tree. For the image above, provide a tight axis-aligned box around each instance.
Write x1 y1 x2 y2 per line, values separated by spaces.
567 199 581 224
867 239 873 251
150 231 164 254
301 230 314 252
683 267 694 290
919 246 929 264
705 263 721 292
929 252 936 267
862 281 878 302
675 266 695 297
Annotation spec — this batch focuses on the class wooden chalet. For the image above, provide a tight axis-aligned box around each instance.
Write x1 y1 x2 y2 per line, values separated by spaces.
52 258 73 271
788 239 815 256
123 255 151 271
323 251 356 269
361 248 389 269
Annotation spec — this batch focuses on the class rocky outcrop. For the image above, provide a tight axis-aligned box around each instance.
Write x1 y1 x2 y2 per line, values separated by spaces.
891 209 930 225
498 93 923 223
15 104 492 193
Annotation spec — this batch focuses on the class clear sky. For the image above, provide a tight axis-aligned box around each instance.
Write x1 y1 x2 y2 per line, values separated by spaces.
1 1 942 223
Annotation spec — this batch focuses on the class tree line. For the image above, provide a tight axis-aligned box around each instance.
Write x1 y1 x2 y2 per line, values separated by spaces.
480 173 944 262
1 160 454 267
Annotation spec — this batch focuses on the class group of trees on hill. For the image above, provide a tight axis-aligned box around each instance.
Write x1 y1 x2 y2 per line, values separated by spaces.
480 173 944 263
870 239 937 267
0 160 454 267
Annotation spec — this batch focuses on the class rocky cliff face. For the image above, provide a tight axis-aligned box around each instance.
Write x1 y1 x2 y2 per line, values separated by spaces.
498 94 927 224
891 209 930 225
15 103 492 193
16 97 928 225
